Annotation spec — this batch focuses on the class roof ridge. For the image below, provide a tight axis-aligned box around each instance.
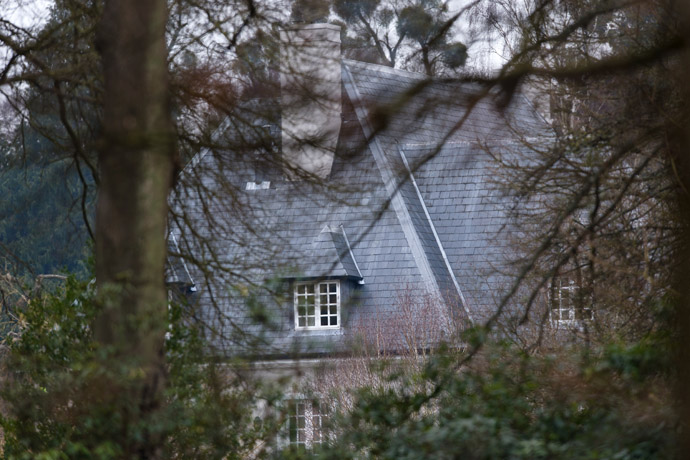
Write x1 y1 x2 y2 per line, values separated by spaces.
342 59 427 80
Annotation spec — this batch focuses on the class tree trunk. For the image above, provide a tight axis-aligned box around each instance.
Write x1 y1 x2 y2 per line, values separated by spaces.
95 0 173 457
672 3 690 457
421 44 432 76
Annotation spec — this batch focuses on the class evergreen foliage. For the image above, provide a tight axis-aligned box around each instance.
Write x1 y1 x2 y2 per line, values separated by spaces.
0 277 279 459
0 0 99 280
331 0 467 75
290 332 676 459
0 152 93 278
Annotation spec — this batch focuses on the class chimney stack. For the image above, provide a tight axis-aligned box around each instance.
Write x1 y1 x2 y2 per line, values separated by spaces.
280 24 341 180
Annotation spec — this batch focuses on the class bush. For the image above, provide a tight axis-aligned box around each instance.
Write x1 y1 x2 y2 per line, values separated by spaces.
300 336 677 459
0 276 278 459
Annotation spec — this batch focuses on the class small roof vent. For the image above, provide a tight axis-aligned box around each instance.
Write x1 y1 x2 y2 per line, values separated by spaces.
245 181 271 190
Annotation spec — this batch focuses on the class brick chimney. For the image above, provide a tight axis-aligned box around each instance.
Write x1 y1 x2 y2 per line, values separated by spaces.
280 23 341 179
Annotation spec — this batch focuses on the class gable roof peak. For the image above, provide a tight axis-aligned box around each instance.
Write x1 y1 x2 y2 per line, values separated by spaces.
319 224 341 234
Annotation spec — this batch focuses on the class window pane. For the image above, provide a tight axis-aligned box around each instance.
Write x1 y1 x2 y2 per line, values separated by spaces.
295 281 339 330
576 307 593 321
290 422 297 443
550 291 559 310
330 316 337 326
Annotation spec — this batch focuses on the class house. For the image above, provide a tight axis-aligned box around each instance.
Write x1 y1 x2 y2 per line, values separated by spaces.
167 22 552 447
167 23 553 355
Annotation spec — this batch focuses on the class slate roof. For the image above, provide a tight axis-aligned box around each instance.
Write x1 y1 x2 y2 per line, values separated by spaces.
293 225 363 280
169 59 550 357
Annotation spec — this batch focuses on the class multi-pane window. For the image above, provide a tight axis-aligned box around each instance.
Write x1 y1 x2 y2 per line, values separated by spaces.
549 278 593 323
294 281 340 329
288 399 327 448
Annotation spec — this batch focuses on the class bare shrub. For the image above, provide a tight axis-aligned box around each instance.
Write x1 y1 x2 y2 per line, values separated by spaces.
303 286 462 417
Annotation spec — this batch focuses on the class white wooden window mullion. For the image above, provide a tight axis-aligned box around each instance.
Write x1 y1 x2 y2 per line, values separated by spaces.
295 281 340 330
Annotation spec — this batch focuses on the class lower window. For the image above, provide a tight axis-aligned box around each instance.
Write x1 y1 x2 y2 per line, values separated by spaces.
294 281 340 329
288 399 327 449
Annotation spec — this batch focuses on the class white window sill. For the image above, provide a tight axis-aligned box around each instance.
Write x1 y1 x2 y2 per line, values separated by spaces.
551 319 592 329
291 328 344 337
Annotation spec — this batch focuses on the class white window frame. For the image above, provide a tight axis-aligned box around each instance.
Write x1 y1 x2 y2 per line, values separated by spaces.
294 280 341 330
287 399 327 449
549 278 593 325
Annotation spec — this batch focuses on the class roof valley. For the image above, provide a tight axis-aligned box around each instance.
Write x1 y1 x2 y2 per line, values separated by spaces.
343 63 471 321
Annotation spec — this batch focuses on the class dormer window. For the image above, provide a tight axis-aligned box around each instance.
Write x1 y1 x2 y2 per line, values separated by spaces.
294 281 340 329
549 278 593 324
